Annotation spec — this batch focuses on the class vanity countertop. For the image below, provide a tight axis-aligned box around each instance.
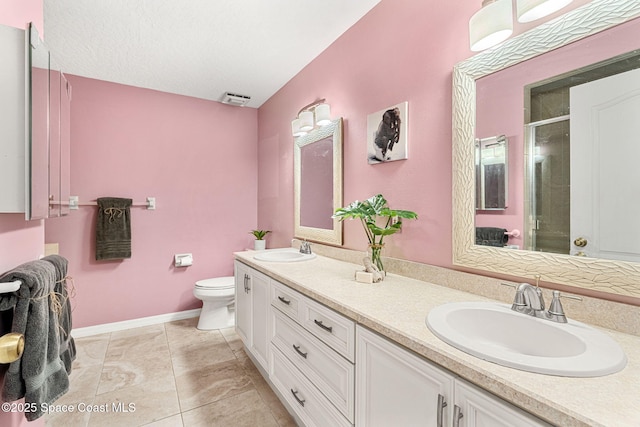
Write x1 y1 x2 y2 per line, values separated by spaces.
235 250 640 427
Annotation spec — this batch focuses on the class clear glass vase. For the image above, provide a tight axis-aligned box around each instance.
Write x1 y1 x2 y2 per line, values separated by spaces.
367 243 385 273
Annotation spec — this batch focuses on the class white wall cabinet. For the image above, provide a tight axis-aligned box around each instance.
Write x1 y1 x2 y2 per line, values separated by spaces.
0 23 70 219
356 326 551 427
0 24 27 213
234 261 270 372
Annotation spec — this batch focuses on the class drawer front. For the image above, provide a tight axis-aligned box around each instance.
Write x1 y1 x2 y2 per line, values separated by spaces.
272 309 355 422
300 298 355 362
271 279 302 320
270 346 352 427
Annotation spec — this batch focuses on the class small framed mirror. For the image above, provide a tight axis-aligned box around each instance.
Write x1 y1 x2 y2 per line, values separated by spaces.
475 135 508 210
294 118 343 245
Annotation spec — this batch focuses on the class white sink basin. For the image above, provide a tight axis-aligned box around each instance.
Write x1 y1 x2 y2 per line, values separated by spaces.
426 302 626 377
253 248 316 262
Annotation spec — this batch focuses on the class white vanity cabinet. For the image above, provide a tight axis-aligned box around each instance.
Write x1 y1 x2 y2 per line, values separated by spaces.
234 255 554 427
356 326 551 427
269 280 355 427
356 326 454 427
453 380 551 427
270 279 355 425
234 261 270 372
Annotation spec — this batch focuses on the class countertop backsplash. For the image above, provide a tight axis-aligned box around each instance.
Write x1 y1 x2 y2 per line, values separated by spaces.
308 243 640 337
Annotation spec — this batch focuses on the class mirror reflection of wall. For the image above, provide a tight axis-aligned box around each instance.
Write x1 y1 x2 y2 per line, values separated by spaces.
300 136 333 229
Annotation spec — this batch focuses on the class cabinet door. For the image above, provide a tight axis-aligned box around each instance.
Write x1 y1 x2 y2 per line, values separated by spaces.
356 326 454 427
0 25 26 212
59 74 71 216
27 25 50 220
249 269 270 371
48 60 61 217
454 380 551 427
234 262 252 347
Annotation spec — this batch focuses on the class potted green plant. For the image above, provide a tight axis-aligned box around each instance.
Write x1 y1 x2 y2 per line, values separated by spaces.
333 194 417 274
250 229 271 251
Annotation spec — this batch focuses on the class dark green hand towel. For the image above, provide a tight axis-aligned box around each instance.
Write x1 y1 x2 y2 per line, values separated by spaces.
96 197 133 260
475 227 508 247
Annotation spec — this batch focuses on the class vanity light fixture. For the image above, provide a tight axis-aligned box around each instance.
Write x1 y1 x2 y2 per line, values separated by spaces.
516 0 573 23
470 0 576 51
291 99 332 137
469 0 513 52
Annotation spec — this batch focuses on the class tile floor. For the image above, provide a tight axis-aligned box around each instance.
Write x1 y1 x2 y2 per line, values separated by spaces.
45 317 297 427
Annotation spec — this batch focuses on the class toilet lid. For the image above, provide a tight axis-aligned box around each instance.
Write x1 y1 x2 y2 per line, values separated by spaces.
195 276 235 290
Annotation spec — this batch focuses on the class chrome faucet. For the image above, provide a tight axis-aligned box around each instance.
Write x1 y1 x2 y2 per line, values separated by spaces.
511 283 568 323
291 238 312 255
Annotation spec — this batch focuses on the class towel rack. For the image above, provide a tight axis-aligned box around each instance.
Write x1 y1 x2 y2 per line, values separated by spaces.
0 280 21 294
50 196 156 210
505 229 521 238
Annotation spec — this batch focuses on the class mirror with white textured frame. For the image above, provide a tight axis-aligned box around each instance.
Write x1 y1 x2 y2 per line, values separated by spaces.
453 0 640 299
294 118 343 245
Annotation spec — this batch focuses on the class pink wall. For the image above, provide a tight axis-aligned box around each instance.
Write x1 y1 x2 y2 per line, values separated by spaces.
257 0 633 269
0 0 43 34
44 76 258 327
475 16 640 248
258 0 477 265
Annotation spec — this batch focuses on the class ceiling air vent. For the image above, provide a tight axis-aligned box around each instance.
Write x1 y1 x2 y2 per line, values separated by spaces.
221 92 251 107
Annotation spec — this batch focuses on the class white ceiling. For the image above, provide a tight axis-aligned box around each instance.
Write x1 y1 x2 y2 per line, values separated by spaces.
43 0 381 108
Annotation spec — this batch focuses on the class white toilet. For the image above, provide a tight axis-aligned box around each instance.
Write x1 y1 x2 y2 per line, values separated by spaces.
193 276 235 330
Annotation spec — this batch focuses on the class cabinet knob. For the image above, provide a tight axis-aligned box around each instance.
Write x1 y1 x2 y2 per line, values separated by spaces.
573 237 588 247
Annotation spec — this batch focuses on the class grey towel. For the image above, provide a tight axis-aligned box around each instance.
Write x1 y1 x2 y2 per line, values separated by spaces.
96 197 132 260
42 255 76 374
0 260 70 421
475 227 509 247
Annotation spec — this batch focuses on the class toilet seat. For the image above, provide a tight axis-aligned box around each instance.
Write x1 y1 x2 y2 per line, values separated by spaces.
195 277 234 290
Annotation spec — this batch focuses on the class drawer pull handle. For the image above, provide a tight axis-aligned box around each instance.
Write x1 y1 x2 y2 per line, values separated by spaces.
290 388 305 407
278 296 291 305
313 319 333 333
293 344 308 359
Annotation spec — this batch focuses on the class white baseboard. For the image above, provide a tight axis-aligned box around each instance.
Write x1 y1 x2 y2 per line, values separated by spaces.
71 308 202 338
